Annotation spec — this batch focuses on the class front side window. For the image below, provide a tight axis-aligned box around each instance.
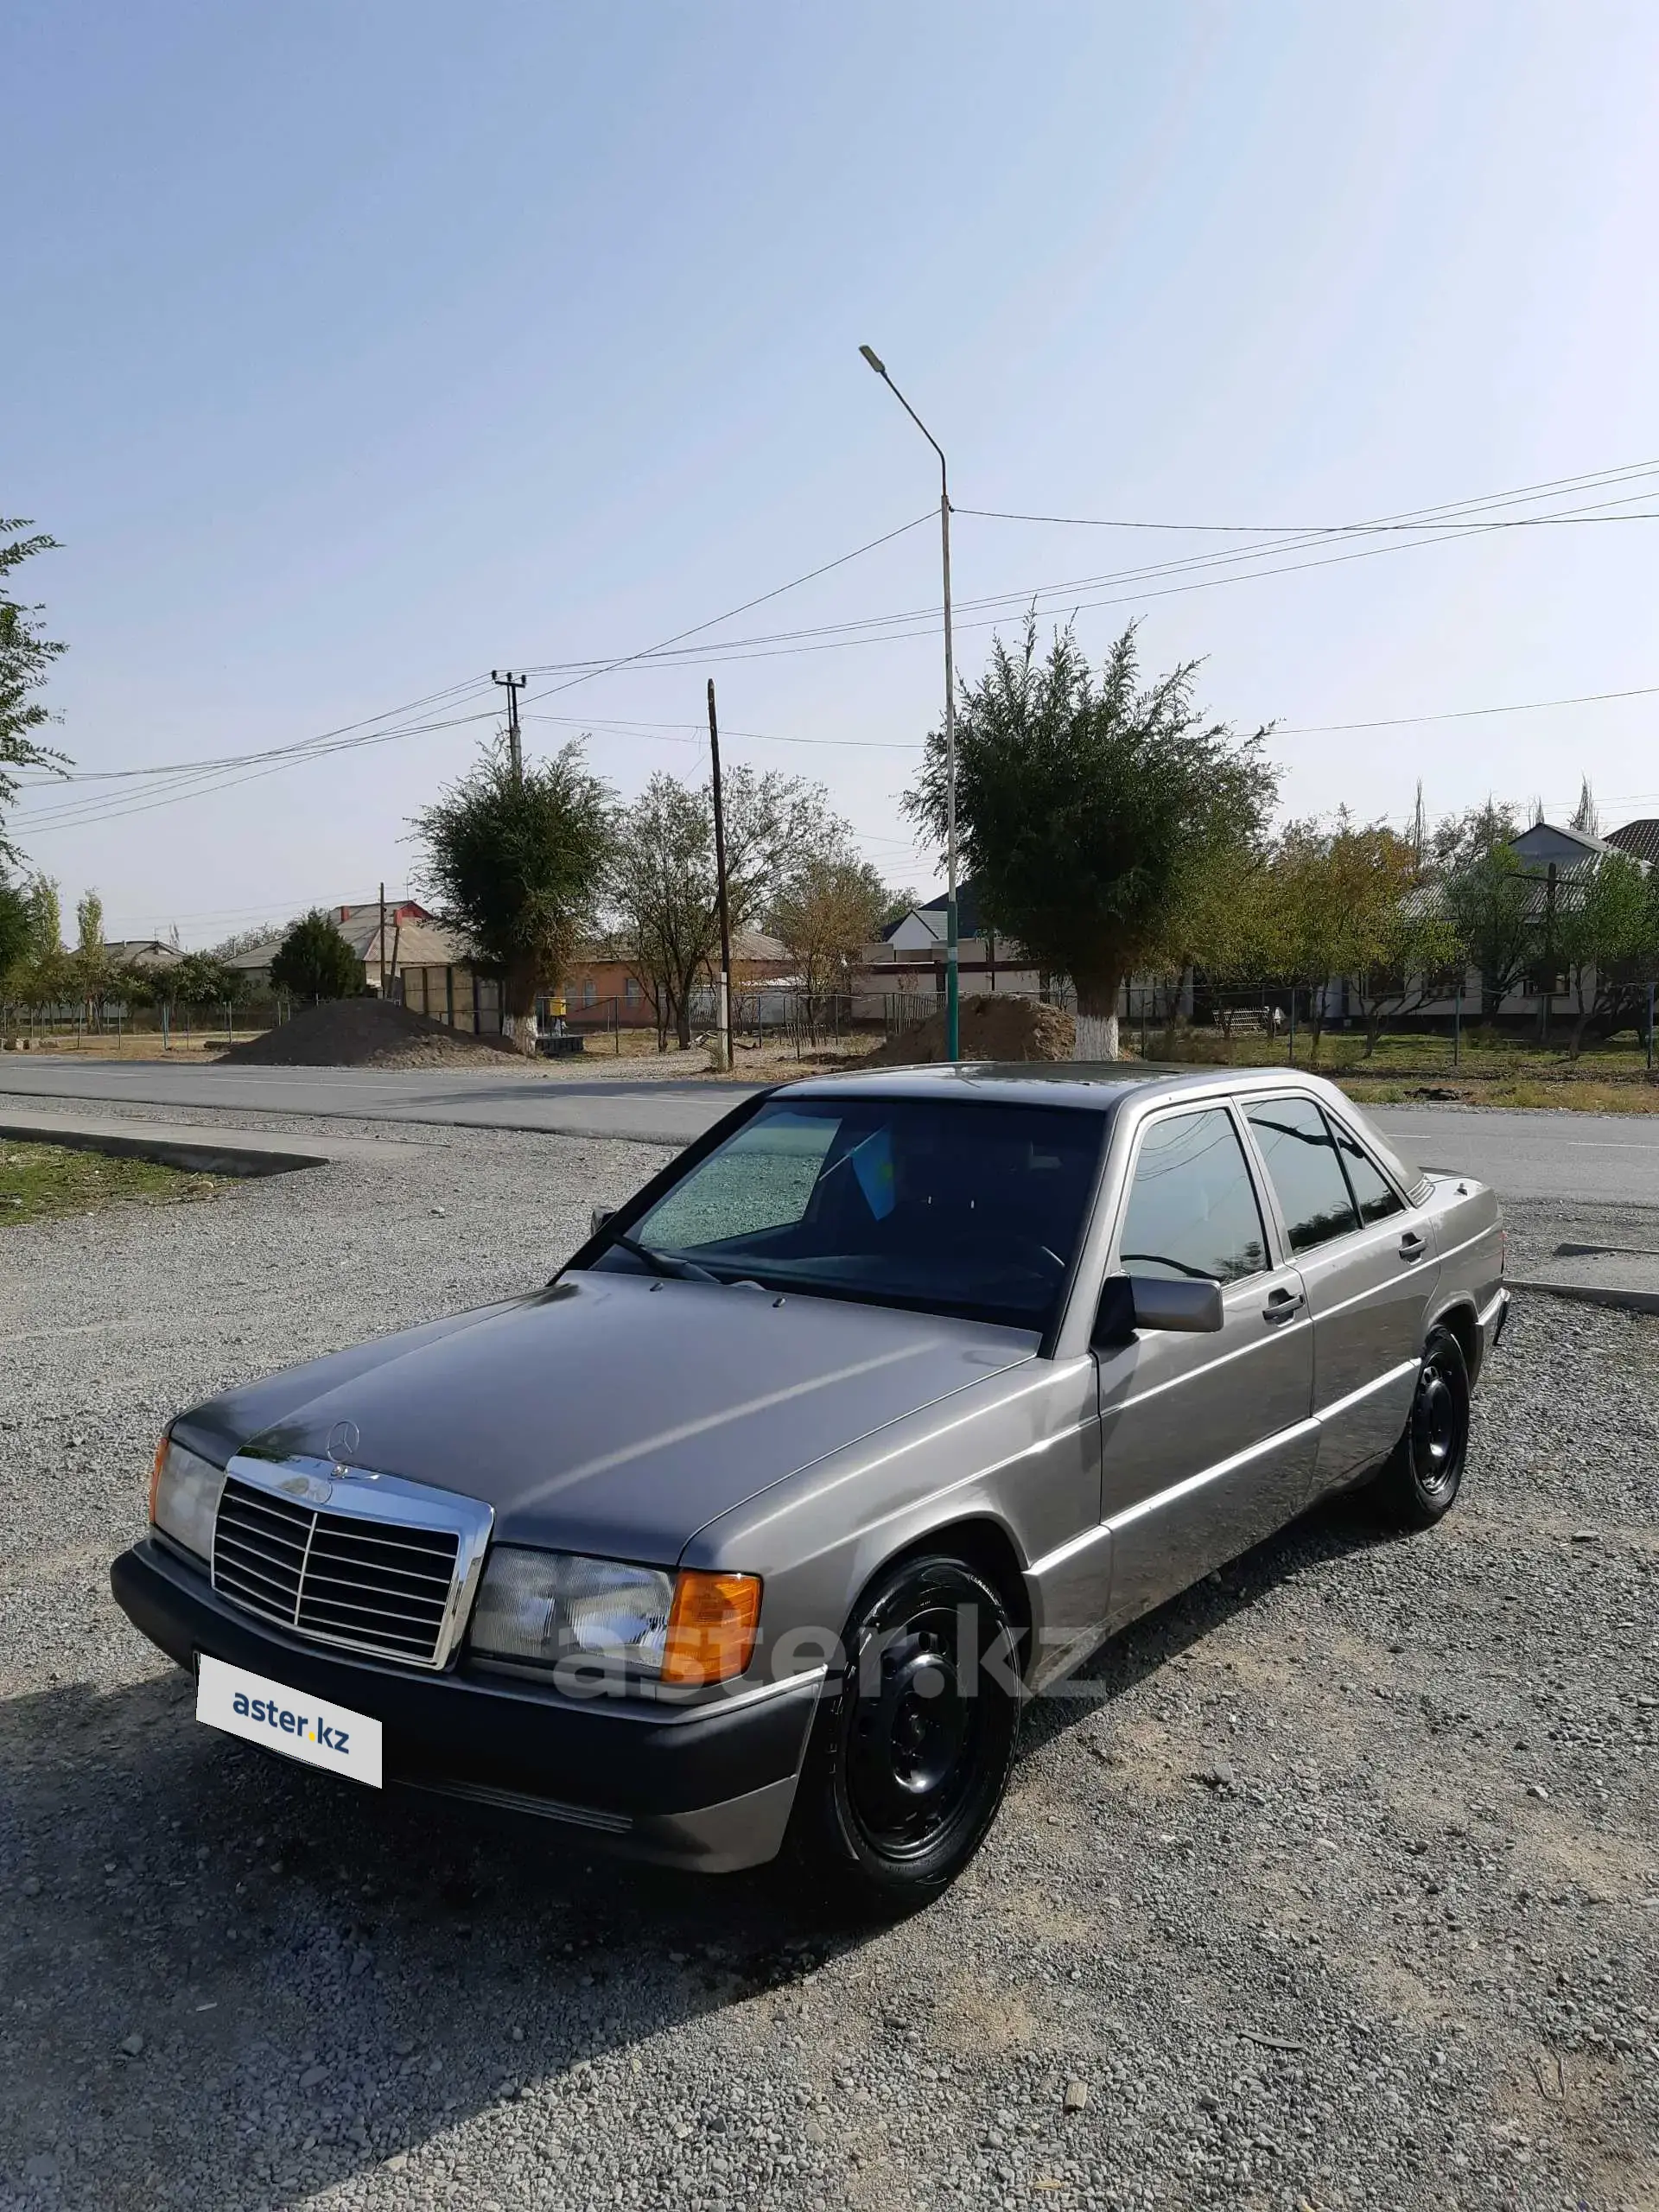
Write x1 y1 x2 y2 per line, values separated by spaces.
1116 1108 1268 1284
1330 1119 1403 1226
1244 1096 1360 1254
594 1097 1106 1332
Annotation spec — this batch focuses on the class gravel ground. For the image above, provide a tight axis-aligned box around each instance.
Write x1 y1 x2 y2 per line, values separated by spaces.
1 1127 1656 2212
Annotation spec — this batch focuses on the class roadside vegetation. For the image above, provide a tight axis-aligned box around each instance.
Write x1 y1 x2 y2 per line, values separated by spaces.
0 1141 223 1225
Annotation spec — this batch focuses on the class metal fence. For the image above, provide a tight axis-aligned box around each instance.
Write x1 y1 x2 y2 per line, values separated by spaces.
1 997 290 1051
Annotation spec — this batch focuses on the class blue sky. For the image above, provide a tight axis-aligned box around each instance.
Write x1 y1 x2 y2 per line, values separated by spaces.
10 2 1659 943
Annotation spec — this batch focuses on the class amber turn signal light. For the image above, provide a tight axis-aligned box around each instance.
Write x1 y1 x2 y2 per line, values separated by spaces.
148 1431 171 1523
660 1570 761 1687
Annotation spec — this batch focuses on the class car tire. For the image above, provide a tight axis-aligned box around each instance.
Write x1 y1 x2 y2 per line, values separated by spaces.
1370 1324 1471 1530
787 1553 1020 1916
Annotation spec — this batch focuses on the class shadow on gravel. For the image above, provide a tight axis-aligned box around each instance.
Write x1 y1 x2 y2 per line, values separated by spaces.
2 1501 1421 2207
1018 1487 1404 1764
0 1666 864 2210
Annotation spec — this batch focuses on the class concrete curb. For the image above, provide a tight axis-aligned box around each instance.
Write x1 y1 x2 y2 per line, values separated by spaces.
0 1120 329 1180
1510 1278 1659 1318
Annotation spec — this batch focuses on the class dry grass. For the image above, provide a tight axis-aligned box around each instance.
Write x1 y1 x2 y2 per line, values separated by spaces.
1339 1074 1659 1113
1 1032 259 1062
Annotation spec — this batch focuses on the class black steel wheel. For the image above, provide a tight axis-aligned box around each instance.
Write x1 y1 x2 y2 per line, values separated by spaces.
789 1554 1020 1913
1370 1324 1471 1529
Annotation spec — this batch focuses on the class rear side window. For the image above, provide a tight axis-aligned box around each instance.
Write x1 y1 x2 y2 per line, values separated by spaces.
1117 1109 1269 1283
1330 1119 1404 1225
1244 1096 1360 1254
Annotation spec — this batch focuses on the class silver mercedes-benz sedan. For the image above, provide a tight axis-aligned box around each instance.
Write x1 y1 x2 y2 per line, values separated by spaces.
114 1062 1508 1910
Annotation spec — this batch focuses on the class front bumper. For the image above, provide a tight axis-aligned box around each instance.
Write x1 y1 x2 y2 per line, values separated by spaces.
111 1541 818 1872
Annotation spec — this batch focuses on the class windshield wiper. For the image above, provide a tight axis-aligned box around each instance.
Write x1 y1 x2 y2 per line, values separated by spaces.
608 1230 719 1284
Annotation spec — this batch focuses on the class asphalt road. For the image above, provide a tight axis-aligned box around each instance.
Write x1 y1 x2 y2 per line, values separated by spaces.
4 1056 1659 1206
0 1058 752 1148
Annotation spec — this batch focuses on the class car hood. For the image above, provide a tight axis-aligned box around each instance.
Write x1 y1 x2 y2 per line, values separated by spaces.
176 1273 1037 1562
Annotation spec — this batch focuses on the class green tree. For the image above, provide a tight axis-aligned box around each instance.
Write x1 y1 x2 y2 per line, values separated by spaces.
108 957 163 1014
1179 844 1281 1034
72 889 111 1015
905 621 1276 1056
12 877 67 1010
1442 839 1535 1021
1353 883 1465 1056
0 872 29 992
607 766 836 1051
1429 799 1523 875
169 950 248 1011
1555 850 1658 1058
769 853 888 1042
1263 817 1459 1060
1 520 69 866
268 912 362 1002
414 739 612 1052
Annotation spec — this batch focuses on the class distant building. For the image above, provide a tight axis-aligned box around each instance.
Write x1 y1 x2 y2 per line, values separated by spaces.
228 900 505 1034
556 931 792 1028
103 938 183 970
859 880 1045 1000
1605 817 1659 868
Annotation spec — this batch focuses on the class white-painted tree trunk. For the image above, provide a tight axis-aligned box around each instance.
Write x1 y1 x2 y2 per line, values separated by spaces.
1074 1010 1120 1060
502 1011 538 1056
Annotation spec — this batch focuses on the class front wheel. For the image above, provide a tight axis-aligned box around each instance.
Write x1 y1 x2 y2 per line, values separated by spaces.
788 1554 1020 1915
1370 1325 1471 1529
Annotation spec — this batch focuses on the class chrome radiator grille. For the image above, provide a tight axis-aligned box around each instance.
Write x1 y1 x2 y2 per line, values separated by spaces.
213 1473 463 1667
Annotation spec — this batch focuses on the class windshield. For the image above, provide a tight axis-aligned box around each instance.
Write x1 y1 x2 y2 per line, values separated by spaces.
591 1096 1107 1332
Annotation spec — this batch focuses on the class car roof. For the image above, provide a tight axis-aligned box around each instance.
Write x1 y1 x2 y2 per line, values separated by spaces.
776 1060 1334 1110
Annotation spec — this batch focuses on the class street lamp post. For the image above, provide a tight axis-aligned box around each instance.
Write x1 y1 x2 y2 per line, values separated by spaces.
860 346 959 1063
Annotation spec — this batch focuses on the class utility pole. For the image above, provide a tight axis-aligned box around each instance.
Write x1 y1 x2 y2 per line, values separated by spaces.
492 670 527 780
708 679 734 1074
378 881 387 997
860 346 959 1062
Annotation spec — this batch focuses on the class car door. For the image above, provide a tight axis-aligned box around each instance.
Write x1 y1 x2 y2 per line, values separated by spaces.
1094 1103 1317 1634
1240 1094 1435 1491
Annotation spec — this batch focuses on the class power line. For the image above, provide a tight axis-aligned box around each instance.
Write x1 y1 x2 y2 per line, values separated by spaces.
1278 681 1659 736
20 454 1659 836
485 474 1659 677
15 515 938 835
16 675 495 785
514 510 935 699
13 704 501 834
954 452 1659 532
522 712 922 751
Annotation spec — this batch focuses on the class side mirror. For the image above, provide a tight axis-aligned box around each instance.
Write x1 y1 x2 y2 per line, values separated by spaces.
590 1205 614 1239
1093 1273 1224 1344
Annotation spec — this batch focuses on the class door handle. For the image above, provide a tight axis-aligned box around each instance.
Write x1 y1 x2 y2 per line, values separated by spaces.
1263 1286 1306 1325
1398 1230 1427 1263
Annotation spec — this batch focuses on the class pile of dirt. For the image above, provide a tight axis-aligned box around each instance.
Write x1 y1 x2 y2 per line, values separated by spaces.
219 998 529 1070
866 995 1077 1066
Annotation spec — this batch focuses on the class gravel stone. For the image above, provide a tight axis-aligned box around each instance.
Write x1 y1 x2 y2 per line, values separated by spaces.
0 1128 1654 2209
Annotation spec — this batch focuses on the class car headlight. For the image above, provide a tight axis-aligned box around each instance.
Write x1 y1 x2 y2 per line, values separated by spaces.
149 1433 226 1561
468 1548 760 1686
